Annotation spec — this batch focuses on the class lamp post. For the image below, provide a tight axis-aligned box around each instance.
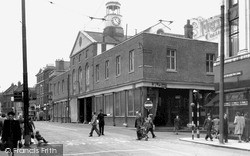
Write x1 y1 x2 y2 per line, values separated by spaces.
21 0 30 147
193 90 201 138
190 102 195 140
219 0 225 144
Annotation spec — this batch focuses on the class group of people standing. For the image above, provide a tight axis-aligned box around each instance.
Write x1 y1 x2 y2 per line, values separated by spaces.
89 109 110 137
0 111 48 155
135 112 156 141
203 112 250 143
234 112 250 143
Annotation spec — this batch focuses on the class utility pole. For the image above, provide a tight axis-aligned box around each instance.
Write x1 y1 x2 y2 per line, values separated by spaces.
21 0 30 147
219 0 225 144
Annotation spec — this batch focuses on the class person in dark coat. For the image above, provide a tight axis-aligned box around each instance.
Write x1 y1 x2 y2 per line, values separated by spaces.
97 109 108 135
135 111 144 140
223 113 229 143
147 114 156 138
1 111 22 156
174 115 180 135
243 113 250 142
203 115 213 141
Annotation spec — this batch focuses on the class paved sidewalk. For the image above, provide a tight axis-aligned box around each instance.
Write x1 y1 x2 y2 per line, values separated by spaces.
180 137 250 151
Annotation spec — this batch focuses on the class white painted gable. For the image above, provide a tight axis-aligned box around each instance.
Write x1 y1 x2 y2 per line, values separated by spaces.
70 31 96 57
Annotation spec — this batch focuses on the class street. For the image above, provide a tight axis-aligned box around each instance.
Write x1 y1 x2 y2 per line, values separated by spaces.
2 121 248 156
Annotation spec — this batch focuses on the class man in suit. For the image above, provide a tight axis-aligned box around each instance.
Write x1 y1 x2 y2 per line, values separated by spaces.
203 115 213 141
223 113 229 143
97 109 108 135
1 111 22 156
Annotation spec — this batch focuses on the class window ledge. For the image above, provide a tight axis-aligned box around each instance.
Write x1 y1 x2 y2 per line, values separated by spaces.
166 69 177 73
206 72 214 76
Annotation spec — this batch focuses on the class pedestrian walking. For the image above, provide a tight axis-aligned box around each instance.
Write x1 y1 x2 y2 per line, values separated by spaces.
97 109 111 135
135 111 144 140
223 113 229 143
174 115 180 135
234 112 245 143
243 113 250 142
89 112 101 137
28 117 36 144
1 111 22 156
203 115 213 141
212 116 220 139
147 114 156 138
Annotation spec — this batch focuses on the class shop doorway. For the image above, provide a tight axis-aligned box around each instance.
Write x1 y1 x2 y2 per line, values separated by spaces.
154 89 189 127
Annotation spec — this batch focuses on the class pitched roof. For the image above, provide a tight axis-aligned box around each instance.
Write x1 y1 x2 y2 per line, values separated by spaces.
84 31 125 44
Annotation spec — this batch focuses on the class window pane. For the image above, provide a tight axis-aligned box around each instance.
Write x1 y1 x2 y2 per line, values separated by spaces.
166 57 170 69
171 58 175 69
128 90 134 116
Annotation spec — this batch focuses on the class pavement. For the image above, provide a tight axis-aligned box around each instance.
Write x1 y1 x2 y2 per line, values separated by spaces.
180 137 250 151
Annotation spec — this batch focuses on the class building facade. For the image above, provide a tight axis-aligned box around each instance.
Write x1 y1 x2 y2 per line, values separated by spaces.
0 83 17 114
49 1 217 127
214 0 250 123
36 65 55 120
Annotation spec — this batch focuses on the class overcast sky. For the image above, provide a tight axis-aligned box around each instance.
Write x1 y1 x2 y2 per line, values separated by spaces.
0 0 221 92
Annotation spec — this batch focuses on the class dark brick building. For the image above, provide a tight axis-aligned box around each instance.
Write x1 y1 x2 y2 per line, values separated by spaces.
49 1 217 127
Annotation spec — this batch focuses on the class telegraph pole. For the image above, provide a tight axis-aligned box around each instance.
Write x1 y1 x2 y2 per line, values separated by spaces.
219 0 225 144
21 0 30 147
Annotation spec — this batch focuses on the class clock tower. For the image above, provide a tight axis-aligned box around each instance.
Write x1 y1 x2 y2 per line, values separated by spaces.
103 1 124 39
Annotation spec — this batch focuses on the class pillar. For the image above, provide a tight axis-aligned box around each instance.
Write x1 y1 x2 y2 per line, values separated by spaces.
84 98 87 123
112 92 116 126
189 89 193 123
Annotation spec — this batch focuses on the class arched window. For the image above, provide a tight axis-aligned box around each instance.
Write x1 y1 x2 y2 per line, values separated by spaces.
78 67 83 92
85 64 90 91
72 69 76 95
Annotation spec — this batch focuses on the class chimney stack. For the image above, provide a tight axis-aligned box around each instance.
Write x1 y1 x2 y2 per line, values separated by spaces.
184 20 193 39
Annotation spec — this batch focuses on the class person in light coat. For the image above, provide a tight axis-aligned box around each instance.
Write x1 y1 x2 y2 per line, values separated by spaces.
234 112 245 143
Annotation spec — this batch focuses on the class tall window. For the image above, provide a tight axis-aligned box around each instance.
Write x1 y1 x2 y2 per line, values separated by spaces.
85 64 90 91
58 82 60 95
127 90 134 116
116 56 121 76
105 60 109 79
166 49 176 70
104 94 113 115
229 0 239 57
79 54 81 62
96 64 99 82
72 69 76 95
129 50 134 72
62 80 64 93
78 67 82 92
206 54 215 73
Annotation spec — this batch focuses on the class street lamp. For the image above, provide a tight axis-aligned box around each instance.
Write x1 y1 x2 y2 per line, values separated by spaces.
193 90 201 138
190 102 195 140
219 0 225 144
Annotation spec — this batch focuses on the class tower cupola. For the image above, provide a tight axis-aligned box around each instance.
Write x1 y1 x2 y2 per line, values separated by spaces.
103 1 124 38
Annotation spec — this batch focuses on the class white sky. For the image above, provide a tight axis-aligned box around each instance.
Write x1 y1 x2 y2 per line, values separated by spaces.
0 0 221 92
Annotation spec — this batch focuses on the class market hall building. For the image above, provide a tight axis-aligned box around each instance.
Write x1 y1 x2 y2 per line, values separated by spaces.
49 1 217 127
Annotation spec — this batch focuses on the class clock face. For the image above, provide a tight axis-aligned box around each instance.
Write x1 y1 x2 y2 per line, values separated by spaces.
111 17 121 26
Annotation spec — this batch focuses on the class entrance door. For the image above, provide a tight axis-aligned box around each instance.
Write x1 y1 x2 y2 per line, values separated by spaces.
86 97 92 122
79 99 84 123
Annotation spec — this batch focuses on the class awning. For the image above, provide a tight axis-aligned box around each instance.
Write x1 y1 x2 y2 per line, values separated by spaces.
204 94 219 107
